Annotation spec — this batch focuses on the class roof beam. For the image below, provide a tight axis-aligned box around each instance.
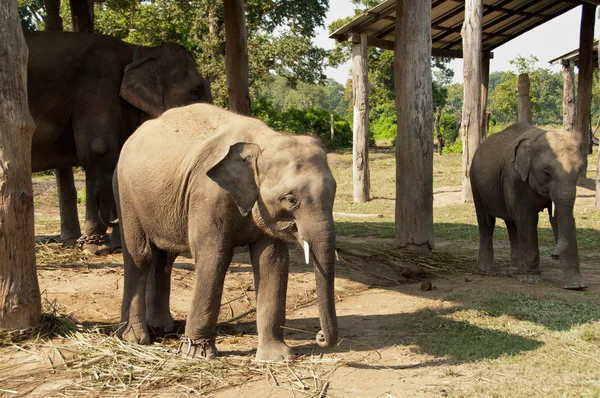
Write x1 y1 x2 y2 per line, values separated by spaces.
361 35 467 58
561 0 600 6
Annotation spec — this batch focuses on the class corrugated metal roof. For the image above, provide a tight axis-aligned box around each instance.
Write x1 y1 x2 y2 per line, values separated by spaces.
549 40 599 66
329 0 595 58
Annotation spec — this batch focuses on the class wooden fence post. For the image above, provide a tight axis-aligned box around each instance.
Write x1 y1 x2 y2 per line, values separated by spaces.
351 33 370 203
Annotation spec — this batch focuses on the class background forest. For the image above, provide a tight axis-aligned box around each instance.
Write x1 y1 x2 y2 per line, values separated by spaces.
17 0 600 151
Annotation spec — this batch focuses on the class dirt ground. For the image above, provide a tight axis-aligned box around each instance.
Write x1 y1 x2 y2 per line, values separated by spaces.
1 169 599 397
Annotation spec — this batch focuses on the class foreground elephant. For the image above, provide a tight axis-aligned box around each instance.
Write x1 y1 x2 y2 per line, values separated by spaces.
470 123 587 289
115 104 338 360
27 31 212 254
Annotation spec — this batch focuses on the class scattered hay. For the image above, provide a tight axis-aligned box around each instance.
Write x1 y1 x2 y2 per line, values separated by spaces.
35 242 88 268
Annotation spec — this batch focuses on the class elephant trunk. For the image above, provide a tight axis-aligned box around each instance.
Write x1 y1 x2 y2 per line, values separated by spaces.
301 217 338 348
551 187 577 258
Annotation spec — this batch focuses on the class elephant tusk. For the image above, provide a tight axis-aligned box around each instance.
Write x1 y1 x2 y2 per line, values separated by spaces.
303 240 310 265
552 201 555 218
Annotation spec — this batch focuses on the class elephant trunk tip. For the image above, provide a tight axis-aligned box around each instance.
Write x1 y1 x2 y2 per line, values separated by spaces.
316 329 338 348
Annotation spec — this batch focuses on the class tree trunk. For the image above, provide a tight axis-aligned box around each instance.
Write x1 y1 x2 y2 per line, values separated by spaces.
0 0 41 330
330 113 334 142
43 0 63 31
224 0 251 116
518 73 532 124
69 0 94 33
480 50 490 141
577 3 596 176
435 107 443 155
351 33 370 203
562 63 575 131
394 0 434 252
460 0 483 202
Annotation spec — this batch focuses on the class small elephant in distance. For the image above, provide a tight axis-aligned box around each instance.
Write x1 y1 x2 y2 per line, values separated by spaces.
470 122 587 290
114 103 338 361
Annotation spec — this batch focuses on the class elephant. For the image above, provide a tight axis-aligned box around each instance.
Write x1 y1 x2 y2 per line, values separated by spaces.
114 103 338 360
470 122 587 290
26 30 212 255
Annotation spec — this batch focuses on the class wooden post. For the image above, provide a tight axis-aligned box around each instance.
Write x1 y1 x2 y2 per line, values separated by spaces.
0 0 41 329
562 62 576 131
394 0 434 252
69 0 94 33
435 107 443 155
480 50 490 141
330 113 335 142
577 4 596 176
517 73 532 124
351 33 370 203
460 0 482 202
43 0 63 31
224 0 251 116
596 9 600 210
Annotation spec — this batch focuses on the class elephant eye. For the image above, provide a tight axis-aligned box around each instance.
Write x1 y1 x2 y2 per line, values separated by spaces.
543 169 552 181
280 194 299 209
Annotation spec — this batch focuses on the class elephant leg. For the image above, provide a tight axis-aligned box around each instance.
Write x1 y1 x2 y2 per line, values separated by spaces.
548 207 560 259
56 167 81 247
250 238 293 361
505 220 520 272
515 214 542 284
146 251 177 333
181 238 234 359
473 194 496 274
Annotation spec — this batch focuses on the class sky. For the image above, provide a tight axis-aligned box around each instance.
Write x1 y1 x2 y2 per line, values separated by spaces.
313 1 600 85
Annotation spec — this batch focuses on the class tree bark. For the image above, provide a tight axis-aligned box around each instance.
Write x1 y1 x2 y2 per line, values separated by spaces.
351 33 370 203
562 63 576 131
394 0 434 252
43 0 63 31
577 4 596 177
518 73 532 124
435 107 443 155
460 0 483 202
224 0 251 116
0 0 41 330
480 50 490 141
69 0 94 33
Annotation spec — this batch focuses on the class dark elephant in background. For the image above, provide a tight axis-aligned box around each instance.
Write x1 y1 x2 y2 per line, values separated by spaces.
114 104 338 360
470 123 587 290
26 31 212 254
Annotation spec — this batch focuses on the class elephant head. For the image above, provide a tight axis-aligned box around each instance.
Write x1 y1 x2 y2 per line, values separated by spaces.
513 130 584 258
119 43 212 118
207 133 338 348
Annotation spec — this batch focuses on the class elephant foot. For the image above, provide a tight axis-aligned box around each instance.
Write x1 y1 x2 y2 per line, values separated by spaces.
477 266 507 277
147 312 174 333
121 322 151 345
77 234 112 256
517 273 542 284
177 337 217 359
256 341 294 362
562 272 588 290
61 237 79 248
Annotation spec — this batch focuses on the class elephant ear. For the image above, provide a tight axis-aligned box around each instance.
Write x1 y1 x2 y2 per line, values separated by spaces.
207 143 262 217
513 137 532 182
119 57 166 118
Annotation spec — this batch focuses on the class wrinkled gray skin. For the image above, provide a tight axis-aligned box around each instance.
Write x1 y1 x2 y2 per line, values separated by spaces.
470 123 587 290
114 104 338 360
26 31 212 255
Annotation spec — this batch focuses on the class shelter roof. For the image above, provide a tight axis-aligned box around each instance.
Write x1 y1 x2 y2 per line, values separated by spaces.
329 0 600 58
549 40 599 66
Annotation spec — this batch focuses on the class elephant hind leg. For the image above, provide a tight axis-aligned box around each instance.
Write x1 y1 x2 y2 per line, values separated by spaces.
146 251 178 334
473 193 496 274
56 167 81 246
505 220 520 272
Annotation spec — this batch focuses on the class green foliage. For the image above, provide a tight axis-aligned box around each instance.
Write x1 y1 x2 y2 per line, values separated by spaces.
439 112 459 144
370 104 396 140
443 140 463 154
251 97 351 149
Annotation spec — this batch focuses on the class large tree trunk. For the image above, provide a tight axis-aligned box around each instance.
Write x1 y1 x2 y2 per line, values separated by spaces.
69 0 94 33
394 0 434 252
223 0 251 116
351 33 370 203
0 0 41 329
562 63 575 131
480 50 490 141
460 0 483 202
577 3 596 177
43 0 63 31
518 73 532 124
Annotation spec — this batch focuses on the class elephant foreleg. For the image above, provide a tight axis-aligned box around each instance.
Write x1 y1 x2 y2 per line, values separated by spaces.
473 194 496 275
56 167 81 246
505 220 520 272
515 213 542 284
250 238 293 361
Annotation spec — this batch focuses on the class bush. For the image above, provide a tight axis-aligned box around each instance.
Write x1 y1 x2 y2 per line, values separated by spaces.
371 104 397 141
443 140 462 154
439 113 459 144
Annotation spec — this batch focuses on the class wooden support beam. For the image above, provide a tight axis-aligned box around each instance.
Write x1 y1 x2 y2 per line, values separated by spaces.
562 64 575 131
69 0 94 32
224 0 251 115
481 51 490 140
394 0 434 252
460 0 482 203
518 73 533 124
596 7 600 210
576 3 596 176
352 33 370 203
43 0 63 31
